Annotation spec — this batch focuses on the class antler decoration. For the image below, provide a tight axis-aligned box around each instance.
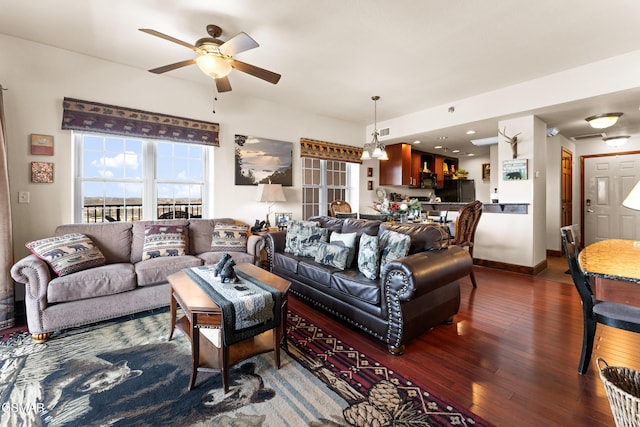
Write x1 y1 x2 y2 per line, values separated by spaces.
498 127 522 159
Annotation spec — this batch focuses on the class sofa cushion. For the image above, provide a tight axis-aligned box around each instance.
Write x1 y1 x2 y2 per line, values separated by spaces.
314 242 350 270
379 222 449 254
298 259 343 287
55 222 133 264
135 255 202 286
142 224 187 260
341 218 382 237
307 216 344 233
357 233 380 280
26 233 106 277
47 263 136 303
211 224 249 252
188 218 235 254
379 229 411 270
197 251 255 266
273 252 302 275
329 232 357 267
331 269 381 305
131 219 190 263
284 220 328 257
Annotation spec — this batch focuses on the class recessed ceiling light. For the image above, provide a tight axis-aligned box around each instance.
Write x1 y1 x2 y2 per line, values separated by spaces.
452 149 460 153
438 136 448 140
466 130 476 135
467 153 475 156
434 145 443 149
413 140 421 144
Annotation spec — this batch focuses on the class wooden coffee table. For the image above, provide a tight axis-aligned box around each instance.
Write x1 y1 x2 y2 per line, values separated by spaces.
167 262 291 392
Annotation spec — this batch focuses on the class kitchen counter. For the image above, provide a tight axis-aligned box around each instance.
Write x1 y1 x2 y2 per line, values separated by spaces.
420 202 528 214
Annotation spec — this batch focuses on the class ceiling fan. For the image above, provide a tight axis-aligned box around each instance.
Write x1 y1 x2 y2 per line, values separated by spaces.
139 24 281 93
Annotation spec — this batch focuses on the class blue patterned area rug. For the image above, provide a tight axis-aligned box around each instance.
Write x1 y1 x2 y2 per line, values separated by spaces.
0 309 491 426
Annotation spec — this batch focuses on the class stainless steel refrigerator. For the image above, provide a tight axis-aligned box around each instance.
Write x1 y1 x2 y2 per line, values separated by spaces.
436 179 475 202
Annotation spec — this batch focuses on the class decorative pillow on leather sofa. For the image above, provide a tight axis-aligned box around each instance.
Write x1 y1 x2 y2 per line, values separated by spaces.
329 231 357 267
211 224 249 252
285 220 328 257
314 242 350 270
379 229 411 270
26 233 106 276
358 233 380 280
142 225 186 260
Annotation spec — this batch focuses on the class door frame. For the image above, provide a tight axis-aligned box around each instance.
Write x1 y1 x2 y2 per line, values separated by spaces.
580 149 640 247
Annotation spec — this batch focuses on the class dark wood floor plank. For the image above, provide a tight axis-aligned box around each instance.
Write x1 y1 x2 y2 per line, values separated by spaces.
289 256 640 426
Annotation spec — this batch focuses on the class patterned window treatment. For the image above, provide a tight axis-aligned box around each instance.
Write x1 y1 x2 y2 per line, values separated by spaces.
300 137 363 164
0 84 15 330
61 97 220 146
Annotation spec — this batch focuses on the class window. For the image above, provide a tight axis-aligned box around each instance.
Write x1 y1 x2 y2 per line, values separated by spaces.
75 132 208 223
302 158 357 218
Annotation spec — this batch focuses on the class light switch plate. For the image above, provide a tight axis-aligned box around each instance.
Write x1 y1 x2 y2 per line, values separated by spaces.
18 191 30 204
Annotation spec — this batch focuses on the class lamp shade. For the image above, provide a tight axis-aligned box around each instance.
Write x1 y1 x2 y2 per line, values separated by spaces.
196 54 232 79
623 181 640 211
256 183 286 203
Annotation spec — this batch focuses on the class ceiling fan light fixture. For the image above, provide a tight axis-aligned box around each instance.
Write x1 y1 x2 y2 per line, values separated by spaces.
585 113 623 129
196 54 232 79
603 135 630 147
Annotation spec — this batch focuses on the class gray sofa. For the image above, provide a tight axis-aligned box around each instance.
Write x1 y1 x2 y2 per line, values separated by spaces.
264 216 473 354
11 218 263 342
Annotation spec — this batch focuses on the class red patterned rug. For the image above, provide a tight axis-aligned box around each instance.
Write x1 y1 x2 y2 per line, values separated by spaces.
286 307 492 426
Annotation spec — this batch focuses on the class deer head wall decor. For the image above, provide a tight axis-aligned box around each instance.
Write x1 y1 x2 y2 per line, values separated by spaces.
498 127 522 159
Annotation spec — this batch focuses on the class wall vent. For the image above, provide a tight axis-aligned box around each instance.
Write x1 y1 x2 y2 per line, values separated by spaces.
379 127 390 136
570 132 606 141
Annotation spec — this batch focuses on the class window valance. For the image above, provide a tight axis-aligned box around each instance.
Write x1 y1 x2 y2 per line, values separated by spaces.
300 137 363 164
61 97 219 146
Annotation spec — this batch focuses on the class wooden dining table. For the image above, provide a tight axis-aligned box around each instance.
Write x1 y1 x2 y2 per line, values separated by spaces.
578 239 640 305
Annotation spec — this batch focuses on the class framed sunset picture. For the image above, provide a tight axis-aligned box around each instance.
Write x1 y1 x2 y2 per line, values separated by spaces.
234 135 293 186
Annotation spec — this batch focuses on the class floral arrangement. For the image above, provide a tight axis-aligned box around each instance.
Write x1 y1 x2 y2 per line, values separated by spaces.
373 198 422 216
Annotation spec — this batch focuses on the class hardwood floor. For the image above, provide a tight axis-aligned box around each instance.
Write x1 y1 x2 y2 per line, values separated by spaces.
289 256 638 426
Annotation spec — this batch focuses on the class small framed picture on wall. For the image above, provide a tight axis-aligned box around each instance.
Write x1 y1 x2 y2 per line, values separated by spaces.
30 134 54 156
482 163 491 181
367 180 373 190
367 167 373 177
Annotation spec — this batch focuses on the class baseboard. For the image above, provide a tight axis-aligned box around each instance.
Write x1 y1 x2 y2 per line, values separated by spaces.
546 249 563 257
474 258 548 276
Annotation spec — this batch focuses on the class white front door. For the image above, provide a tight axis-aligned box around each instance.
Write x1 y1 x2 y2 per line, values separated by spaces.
584 153 640 245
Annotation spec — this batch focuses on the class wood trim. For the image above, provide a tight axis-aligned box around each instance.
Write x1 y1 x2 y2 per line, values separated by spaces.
546 249 563 257
299 137 363 163
474 258 548 275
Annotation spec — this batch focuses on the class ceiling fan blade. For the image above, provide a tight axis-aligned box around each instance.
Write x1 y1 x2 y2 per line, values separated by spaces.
149 58 196 74
216 76 232 93
139 28 199 52
229 59 281 85
219 32 259 56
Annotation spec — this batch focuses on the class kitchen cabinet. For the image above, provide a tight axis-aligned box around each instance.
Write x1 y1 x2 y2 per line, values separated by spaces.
433 155 458 188
379 143 422 187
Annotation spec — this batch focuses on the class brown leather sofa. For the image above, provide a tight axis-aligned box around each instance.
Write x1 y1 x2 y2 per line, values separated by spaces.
264 216 472 354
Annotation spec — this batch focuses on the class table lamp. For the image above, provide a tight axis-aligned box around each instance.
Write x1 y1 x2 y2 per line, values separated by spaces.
256 182 286 229
623 181 640 211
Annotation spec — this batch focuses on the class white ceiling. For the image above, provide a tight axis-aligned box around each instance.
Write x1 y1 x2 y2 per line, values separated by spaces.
2 0 640 156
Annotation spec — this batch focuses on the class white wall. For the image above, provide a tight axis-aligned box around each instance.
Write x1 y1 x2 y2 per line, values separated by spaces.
1 34 362 261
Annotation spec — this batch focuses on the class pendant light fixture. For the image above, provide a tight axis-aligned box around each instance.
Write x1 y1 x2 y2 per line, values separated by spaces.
360 96 388 161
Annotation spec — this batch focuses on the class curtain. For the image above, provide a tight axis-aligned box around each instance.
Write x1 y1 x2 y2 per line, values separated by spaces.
0 85 15 330
300 137 363 164
61 97 220 147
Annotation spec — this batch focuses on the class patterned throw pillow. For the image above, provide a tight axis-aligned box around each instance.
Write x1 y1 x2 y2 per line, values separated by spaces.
284 220 328 257
379 229 411 271
314 242 350 270
142 225 186 260
329 231 357 268
26 233 106 276
357 233 380 280
211 224 249 252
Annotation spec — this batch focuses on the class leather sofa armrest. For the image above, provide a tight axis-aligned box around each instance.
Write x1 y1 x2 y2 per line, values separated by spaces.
381 246 472 302
264 231 287 271
246 234 264 265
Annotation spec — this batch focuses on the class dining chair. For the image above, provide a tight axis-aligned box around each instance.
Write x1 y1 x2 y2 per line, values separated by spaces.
450 200 482 288
329 200 352 217
561 228 640 374
426 210 449 224
560 224 582 274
